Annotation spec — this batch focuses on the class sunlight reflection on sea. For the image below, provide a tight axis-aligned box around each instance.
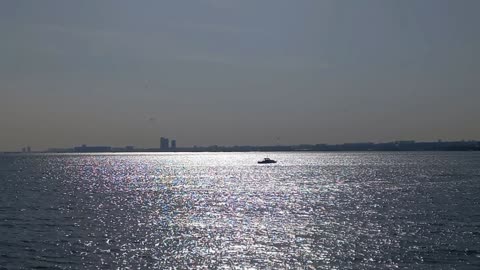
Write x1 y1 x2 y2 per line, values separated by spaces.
0 152 479 269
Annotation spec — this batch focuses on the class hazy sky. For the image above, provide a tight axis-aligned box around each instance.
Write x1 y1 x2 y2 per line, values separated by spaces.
1 0 479 151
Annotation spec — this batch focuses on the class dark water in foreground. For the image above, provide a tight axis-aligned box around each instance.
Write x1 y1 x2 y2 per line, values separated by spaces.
0 152 479 269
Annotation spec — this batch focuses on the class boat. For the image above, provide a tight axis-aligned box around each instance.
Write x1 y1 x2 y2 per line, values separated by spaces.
258 158 277 164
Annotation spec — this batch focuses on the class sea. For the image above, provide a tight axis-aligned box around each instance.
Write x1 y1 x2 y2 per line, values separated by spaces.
0 152 479 269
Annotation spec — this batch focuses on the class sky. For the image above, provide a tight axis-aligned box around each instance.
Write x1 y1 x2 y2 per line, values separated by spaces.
1 0 479 151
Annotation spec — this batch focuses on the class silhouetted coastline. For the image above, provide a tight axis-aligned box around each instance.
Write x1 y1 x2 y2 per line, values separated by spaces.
3 140 475 154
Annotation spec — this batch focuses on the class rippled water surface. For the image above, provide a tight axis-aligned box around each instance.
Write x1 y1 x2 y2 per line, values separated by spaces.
0 152 479 269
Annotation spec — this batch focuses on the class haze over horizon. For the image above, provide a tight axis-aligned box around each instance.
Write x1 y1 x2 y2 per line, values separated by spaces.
1 0 479 151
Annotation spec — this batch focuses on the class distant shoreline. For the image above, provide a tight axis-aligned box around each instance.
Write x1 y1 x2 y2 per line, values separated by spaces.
2 140 479 154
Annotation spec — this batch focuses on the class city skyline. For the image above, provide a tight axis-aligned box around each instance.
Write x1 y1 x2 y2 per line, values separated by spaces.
1 0 479 151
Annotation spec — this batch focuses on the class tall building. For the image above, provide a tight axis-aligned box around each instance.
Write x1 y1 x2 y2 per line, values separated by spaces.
160 137 169 150
171 140 176 149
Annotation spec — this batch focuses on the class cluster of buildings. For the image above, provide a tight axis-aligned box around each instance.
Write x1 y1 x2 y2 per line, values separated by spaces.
68 137 177 152
160 137 176 150
72 137 177 153
14 137 177 153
